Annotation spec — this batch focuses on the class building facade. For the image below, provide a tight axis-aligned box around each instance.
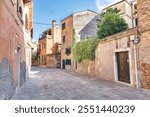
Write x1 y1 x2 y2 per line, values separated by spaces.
74 0 150 89
23 0 33 78
137 0 150 89
61 10 100 70
0 0 30 99
102 0 137 28
31 41 38 66
38 20 61 68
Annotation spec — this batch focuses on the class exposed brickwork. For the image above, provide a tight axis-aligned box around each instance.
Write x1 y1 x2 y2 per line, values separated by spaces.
138 0 150 89
138 0 150 33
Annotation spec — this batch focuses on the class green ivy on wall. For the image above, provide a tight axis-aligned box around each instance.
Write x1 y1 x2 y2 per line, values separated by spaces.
72 38 98 62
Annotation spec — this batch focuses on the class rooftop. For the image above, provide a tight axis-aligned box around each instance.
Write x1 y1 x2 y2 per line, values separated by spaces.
61 10 98 22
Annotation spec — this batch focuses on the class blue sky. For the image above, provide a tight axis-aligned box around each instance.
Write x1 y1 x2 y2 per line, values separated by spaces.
33 0 120 41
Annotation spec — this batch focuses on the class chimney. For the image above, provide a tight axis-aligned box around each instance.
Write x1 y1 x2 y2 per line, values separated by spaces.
52 20 57 28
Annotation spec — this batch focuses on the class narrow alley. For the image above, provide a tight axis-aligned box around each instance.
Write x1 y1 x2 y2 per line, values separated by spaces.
12 67 150 100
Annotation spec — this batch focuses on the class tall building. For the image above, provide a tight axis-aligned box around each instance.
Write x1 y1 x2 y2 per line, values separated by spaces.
0 0 31 99
61 10 100 70
38 20 61 68
23 0 33 78
102 0 137 28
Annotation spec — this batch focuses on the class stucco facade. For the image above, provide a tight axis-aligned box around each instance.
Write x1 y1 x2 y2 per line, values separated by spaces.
0 0 28 99
77 28 138 87
38 20 61 68
102 0 137 28
75 0 150 89
23 0 33 78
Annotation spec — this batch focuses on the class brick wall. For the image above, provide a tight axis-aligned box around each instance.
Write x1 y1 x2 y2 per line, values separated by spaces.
138 0 150 89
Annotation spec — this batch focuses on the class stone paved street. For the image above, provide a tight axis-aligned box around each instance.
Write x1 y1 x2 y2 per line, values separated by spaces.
12 67 150 100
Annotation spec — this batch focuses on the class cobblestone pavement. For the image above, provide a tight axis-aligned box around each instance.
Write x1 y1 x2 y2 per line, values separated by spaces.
12 67 150 100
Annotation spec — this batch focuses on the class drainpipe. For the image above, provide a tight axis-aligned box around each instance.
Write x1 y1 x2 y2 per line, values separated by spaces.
134 28 141 88
134 43 140 88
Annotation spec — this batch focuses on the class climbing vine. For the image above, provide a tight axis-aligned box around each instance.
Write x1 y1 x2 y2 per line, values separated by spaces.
72 38 98 62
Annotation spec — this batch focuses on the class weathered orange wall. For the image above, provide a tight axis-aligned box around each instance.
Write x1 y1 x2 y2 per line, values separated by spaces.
0 0 26 99
61 16 74 69
38 38 46 65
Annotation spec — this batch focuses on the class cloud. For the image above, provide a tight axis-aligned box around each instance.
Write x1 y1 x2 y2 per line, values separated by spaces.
96 0 121 12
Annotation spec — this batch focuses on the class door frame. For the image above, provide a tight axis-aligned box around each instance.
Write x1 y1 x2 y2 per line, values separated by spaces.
114 48 133 85
17 45 21 88
62 60 65 69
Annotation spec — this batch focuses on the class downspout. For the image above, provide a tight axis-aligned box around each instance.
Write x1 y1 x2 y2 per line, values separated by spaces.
134 27 141 88
130 0 140 88
133 42 139 88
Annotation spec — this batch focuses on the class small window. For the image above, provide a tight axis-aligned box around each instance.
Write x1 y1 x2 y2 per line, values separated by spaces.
135 18 138 26
65 48 71 55
48 30 51 35
62 23 66 30
63 36 65 43
39 44 41 50
25 14 28 29
17 0 23 16
134 4 137 10
42 43 43 49
66 59 71 65
44 42 45 48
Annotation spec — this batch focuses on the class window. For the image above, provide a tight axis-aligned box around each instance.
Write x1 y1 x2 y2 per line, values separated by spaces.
48 30 51 35
39 44 41 50
62 23 66 30
25 14 28 29
135 18 138 27
134 4 137 10
31 28 33 38
66 59 71 65
65 48 71 55
17 0 23 23
42 42 44 49
43 42 45 48
62 36 65 43
17 0 23 16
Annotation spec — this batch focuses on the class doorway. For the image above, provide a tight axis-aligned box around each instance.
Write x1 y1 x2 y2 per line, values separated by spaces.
17 46 21 87
62 60 65 69
116 51 130 84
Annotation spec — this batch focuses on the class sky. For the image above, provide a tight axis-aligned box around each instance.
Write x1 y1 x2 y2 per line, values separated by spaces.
33 0 120 41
